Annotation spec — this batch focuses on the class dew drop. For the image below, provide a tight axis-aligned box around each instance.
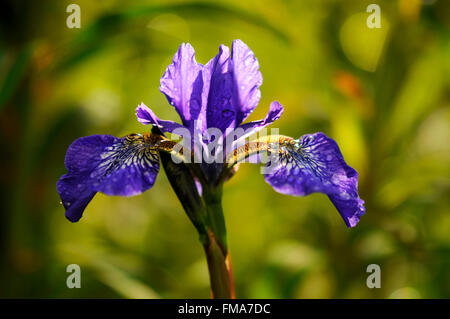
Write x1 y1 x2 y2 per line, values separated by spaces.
222 109 235 118
66 202 71 207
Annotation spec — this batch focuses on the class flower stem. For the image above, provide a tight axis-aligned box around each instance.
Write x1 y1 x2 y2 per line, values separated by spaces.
157 140 235 298
203 229 235 298
202 185 235 299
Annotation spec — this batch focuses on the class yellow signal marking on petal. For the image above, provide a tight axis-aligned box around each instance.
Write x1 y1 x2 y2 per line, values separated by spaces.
131 133 300 167
225 135 294 165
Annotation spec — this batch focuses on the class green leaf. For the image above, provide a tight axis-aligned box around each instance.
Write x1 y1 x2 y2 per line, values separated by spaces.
0 45 33 110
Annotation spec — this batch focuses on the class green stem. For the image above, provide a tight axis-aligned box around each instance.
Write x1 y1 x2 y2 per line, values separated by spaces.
203 185 227 250
158 142 234 298
201 184 235 299
203 229 234 298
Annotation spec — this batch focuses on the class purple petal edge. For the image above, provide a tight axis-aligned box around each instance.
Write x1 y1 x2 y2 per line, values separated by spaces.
136 103 185 133
238 101 283 134
264 132 365 227
57 134 160 222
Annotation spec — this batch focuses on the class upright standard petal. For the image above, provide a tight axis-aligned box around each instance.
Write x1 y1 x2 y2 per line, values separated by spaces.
57 134 160 222
204 44 233 132
230 39 263 122
160 43 206 131
204 40 263 132
264 132 365 227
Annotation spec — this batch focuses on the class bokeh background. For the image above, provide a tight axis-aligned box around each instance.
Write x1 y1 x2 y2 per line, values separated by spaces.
0 0 449 298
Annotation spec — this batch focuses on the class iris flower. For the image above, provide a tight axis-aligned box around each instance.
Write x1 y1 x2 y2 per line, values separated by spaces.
57 39 365 298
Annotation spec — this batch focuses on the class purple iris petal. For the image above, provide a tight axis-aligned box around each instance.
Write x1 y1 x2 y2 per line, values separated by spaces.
159 40 266 135
204 40 263 132
230 39 263 122
204 44 234 132
57 173 96 223
57 134 160 222
160 43 205 132
136 103 185 133
264 132 365 227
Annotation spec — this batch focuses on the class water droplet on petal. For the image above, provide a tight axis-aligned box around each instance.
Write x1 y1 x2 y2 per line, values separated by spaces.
222 109 235 118
66 202 71 207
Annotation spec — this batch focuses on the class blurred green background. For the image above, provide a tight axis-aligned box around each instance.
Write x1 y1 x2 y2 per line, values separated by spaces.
0 0 449 298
